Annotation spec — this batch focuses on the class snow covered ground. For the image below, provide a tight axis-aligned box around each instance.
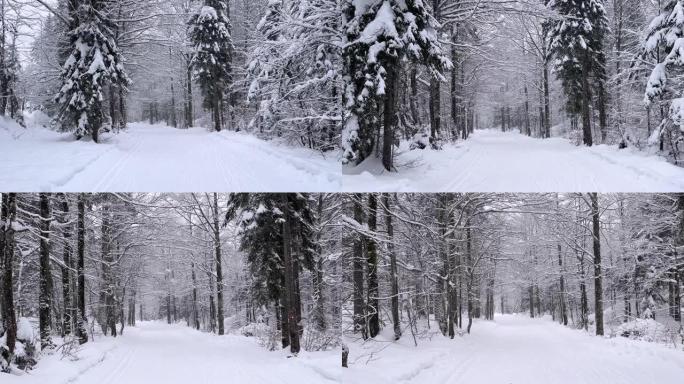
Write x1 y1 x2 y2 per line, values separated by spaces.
0 121 340 192
343 314 684 384
343 130 684 192
3 321 339 384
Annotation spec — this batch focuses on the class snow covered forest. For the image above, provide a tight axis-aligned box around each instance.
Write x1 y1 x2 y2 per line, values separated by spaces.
0 193 341 383
342 193 684 383
0 0 682 191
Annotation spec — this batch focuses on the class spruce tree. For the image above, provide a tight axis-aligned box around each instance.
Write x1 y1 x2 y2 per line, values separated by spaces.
227 193 314 354
642 0 684 156
54 2 129 143
189 0 234 132
342 0 451 171
547 0 608 146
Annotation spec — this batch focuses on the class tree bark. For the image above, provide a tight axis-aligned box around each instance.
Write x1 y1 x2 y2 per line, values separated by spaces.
212 193 224 335
367 194 379 338
590 193 604 335
382 59 398 171
60 196 73 336
281 194 300 354
1 193 17 356
384 194 401 340
76 194 87 343
352 195 366 339
39 193 53 349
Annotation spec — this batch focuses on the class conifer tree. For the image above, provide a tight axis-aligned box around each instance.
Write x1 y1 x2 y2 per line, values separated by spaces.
54 2 129 143
189 0 233 132
227 193 314 354
342 0 451 171
548 0 608 146
642 0 684 156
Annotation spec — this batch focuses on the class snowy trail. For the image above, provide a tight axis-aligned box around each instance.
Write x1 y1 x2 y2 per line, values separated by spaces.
7 322 339 384
343 130 684 192
0 123 340 192
344 314 684 384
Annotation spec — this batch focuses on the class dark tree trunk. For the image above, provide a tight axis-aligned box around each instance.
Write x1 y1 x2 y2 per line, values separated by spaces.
39 193 53 349
409 67 419 126
590 193 604 335
191 262 199 330
558 244 568 326
598 79 607 143
60 196 73 336
352 195 367 339
281 194 300 354
367 194 379 338
186 57 193 127
581 56 593 146
384 194 401 340
1 194 17 356
212 193 224 335
76 194 88 343
382 59 398 171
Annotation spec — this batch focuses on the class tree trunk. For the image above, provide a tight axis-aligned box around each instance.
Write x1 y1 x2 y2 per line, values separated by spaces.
384 194 401 340
543 59 551 138
590 193 604 336
281 194 300 354
76 194 87 343
382 59 398 171
1 193 17 356
39 193 53 349
191 262 199 330
367 194 379 338
352 195 366 339
212 193 224 335
60 196 73 336
186 57 193 128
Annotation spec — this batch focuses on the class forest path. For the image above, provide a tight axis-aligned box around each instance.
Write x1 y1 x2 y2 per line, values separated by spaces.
344 314 684 384
343 129 684 192
0 123 340 192
9 321 339 384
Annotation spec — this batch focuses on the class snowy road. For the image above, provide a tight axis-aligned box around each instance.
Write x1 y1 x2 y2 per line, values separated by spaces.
7 322 339 384
0 123 340 192
343 130 684 192
344 315 684 384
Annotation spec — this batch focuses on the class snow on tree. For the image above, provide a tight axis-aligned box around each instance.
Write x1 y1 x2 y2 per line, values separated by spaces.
342 0 452 170
189 0 234 132
547 0 609 146
54 3 130 143
247 0 341 151
642 0 684 157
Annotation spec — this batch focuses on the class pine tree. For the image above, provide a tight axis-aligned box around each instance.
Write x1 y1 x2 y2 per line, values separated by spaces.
642 0 684 157
342 0 451 171
547 0 608 146
189 0 233 132
227 193 314 354
54 2 129 143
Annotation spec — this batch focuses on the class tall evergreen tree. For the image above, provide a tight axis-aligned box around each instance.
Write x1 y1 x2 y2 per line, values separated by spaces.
227 193 314 354
189 0 234 132
341 0 451 171
54 2 129 143
547 0 608 146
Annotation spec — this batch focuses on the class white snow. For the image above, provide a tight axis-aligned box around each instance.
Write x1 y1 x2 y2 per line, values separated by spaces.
0 122 340 192
342 129 684 192
344 314 684 384
4 321 339 384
